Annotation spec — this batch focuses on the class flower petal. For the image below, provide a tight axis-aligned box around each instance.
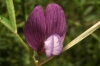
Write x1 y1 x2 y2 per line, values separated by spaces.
44 35 53 57
52 34 63 55
44 34 63 57
24 6 46 51
45 3 66 41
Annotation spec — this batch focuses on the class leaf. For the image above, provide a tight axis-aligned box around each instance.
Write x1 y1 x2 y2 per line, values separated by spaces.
85 14 96 22
6 0 17 32
0 16 14 32
83 6 94 16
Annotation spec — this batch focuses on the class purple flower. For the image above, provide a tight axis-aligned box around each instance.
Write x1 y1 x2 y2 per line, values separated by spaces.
24 3 66 57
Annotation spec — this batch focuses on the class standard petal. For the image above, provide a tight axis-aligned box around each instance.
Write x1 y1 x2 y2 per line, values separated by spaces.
24 6 46 52
45 3 66 41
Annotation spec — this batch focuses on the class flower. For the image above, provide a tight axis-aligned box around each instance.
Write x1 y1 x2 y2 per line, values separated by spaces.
24 3 66 57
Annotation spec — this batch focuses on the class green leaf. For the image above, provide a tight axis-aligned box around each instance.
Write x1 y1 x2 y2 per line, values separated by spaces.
6 0 17 32
91 33 100 42
0 16 14 32
83 6 93 16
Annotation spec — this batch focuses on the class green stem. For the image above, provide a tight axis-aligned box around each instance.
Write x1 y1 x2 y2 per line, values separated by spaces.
6 0 17 31
14 30 38 65
14 32 30 53
39 55 55 66
14 32 37 65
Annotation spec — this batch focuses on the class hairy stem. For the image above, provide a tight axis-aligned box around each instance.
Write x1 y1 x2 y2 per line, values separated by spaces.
14 32 30 53
14 33 38 65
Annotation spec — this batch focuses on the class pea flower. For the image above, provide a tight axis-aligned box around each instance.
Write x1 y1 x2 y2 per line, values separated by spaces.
24 3 66 57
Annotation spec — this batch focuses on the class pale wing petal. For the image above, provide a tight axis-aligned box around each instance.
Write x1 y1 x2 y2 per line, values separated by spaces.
52 34 63 55
44 36 53 57
44 34 63 57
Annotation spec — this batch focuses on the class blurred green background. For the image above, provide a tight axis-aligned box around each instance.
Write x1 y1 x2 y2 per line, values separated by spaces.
0 0 100 66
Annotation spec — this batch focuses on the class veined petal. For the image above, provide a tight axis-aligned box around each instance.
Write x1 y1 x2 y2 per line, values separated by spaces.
45 3 66 41
52 34 63 55
44 35 53 57
44 34 63 57
24 6 46 52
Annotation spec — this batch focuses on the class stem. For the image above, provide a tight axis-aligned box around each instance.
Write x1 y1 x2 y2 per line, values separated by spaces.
14 32 30 53
32 55 38 66
39 21 100 66
36 55 41 66
39 55 55 66
63 21 100 51
14 32 37 65
6 0 17 31
0 17 14 33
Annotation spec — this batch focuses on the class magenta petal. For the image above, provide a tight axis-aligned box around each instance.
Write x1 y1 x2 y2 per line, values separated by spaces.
24 6 46 51
45 3 66 41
